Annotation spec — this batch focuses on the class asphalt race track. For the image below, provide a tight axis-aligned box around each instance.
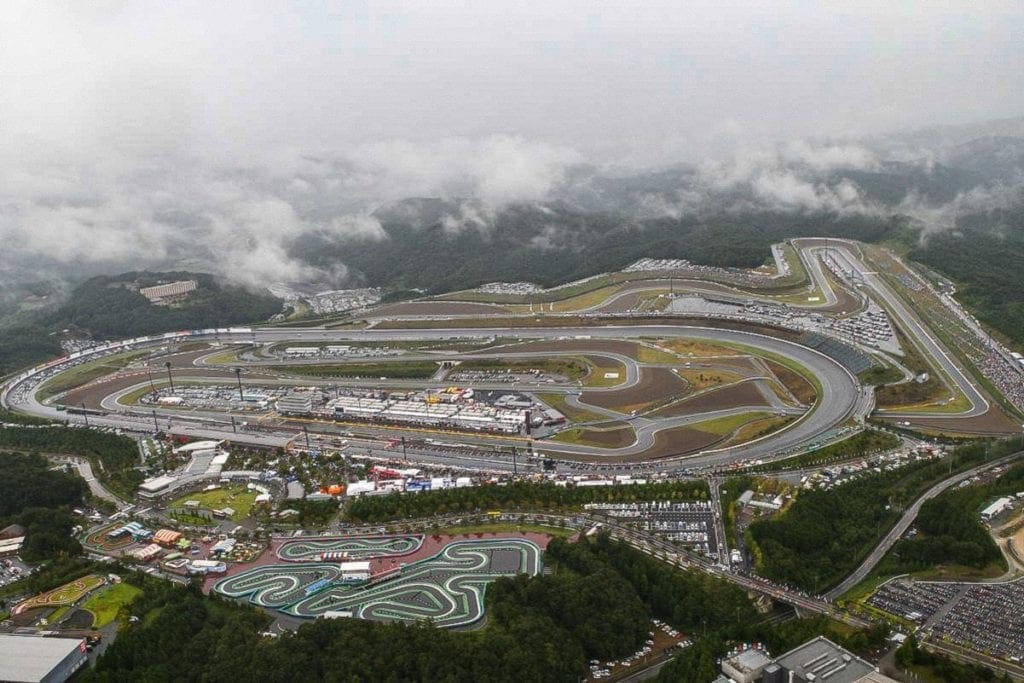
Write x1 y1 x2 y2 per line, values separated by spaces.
215 538 542 628
276 534 424 562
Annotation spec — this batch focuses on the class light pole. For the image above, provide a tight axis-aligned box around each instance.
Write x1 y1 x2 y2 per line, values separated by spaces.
234 367 244 401
164 361 175 394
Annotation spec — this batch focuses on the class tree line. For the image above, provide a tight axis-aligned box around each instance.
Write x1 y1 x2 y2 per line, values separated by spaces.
0 424 142 499
344 480 710 523
0 453 86 563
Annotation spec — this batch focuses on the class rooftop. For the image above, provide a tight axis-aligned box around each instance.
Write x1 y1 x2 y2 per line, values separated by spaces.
774 636 875 683
0 634 86 683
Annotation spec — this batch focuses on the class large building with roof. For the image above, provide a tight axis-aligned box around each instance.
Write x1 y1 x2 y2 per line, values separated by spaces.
0 634 89 683
713 637 898 683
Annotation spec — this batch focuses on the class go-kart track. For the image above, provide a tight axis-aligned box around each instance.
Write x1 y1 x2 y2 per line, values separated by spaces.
276 534 424 562
214 538 543 628
2 240 1018 475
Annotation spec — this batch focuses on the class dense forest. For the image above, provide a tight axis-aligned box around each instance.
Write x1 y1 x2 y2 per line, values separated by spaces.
875 461 1024 576
911 205 1024 347
292 206 908 294
0 271 281 375
0 425 142 499
747 439 1018 593
0 453 86 562
343 479 710 523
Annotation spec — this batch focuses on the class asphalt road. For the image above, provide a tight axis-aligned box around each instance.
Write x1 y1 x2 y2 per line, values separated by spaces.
826 448 1024 600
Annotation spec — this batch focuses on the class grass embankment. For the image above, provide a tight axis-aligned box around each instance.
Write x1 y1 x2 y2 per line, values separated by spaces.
271 361 439 379
37 350 151 400
687 411 773 437
170 485 257 521
723 416 795 447
507 284 626 313
548 423 635 449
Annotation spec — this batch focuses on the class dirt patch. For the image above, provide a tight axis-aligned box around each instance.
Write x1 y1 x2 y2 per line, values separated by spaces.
651 380 771 418
764 359 817 405
580 367 689 413
62 608 95 629
640 426 723 460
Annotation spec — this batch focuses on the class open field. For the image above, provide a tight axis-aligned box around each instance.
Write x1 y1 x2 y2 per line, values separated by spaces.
370 301 512 317
548 423 636 448
651 380 771 418
722 415 795 447
686 411 774 436
170 485 258 521
673 367 746 391
581 367 689 413
80 583 143 628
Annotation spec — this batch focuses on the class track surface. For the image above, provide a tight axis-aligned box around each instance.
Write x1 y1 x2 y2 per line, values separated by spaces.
215 538 542 628
276 535 423 562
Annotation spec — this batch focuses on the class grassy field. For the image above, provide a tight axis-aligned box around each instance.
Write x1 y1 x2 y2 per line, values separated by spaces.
547 423 635 448
686 411 773 436
37 350 151 400
581 359 628 387
634 343 682 364
507 284 627 313
170 485 258 521
80 582 143 627
535 392 608 423
724 415 794 446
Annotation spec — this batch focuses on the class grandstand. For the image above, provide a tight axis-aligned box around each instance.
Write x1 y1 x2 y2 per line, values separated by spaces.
798 332 875 374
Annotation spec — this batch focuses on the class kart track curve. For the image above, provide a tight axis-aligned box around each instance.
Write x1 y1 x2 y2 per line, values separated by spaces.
276 534 424 562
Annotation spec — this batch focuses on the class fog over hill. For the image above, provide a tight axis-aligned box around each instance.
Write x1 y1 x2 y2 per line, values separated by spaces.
1 2 1022 295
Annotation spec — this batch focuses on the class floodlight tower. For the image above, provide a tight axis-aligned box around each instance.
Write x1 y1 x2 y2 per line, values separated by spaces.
164 361 175 394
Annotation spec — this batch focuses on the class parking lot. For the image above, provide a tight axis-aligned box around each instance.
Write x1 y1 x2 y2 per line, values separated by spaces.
869 577 1024 664
584 501 717 557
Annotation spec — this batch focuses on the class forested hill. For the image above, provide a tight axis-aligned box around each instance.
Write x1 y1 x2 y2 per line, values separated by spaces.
292 205 910 294
0 272 281 375
51 272 281 339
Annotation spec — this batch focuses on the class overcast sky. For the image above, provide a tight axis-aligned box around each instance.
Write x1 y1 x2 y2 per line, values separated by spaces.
1 2 1022 286
3 1 1023 163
